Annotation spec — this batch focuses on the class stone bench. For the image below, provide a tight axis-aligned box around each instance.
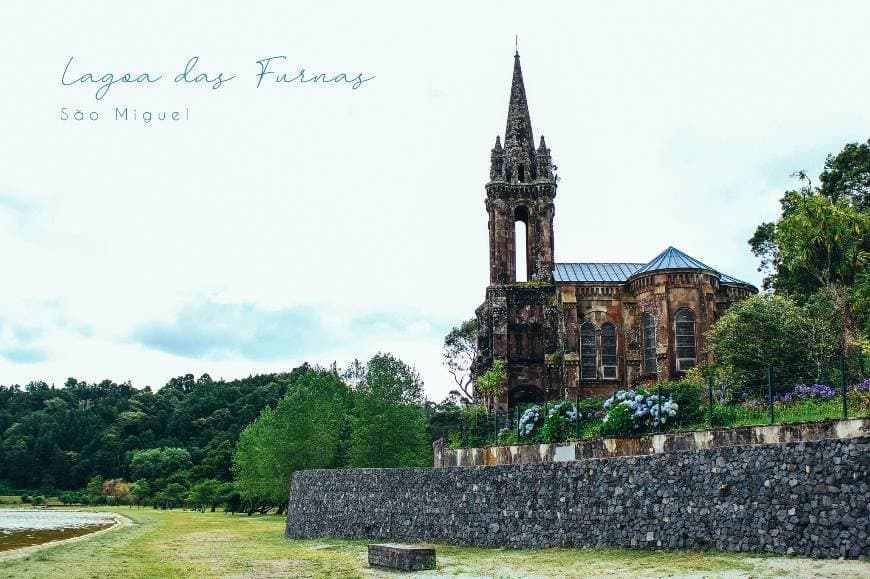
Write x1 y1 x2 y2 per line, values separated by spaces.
367 543 436 571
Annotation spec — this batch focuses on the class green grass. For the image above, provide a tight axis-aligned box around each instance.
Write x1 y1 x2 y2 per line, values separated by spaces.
1 508 868 578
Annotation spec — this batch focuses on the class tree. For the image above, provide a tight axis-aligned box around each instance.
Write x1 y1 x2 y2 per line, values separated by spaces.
0 369 303 494
819 138 870 210
233 368 349 514
130 447 192 493
474 359 507 410
101 478 131 505
217 482 241 514
157 482 188 509
750 141 869 356
347 353 429 468
442 319 478 402
707 294 840 386
86 474 104 504
130 480 152 508
424 395 464 446
188 479 222 512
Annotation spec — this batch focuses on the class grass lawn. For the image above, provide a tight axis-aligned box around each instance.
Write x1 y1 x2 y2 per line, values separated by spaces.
1 507 868 578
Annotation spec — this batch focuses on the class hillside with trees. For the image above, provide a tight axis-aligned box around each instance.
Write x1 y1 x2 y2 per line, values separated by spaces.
0 353 451 513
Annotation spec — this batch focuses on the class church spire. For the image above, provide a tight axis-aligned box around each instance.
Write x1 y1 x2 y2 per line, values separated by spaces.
496 52 537 183
504 52 535 158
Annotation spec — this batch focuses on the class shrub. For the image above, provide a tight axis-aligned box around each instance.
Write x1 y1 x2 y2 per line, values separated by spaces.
539 401 579 443
601 388 678 437
20 494 31 503
577 396 605 420
518 405 543 438
458 404 490 447
659 381 703 425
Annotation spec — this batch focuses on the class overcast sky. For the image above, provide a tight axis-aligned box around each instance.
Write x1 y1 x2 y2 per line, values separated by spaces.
1 1 869 400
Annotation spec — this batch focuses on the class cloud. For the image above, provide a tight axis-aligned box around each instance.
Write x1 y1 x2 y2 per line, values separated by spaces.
0 320 50 364
0 192 34 215
132 300 449 362
1 346 49 364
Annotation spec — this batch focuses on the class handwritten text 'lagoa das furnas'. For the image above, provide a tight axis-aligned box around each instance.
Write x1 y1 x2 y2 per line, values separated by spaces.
61 56 376 100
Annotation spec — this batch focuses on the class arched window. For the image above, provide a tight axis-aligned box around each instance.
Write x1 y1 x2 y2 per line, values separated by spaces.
642 313 657 374
517 164 525 182
513 206 529 282
580 322 597 379
675 309 696 371
514 221 527 282
601 323 617 379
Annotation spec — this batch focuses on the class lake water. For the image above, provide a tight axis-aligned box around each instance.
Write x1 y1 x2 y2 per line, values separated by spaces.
0 510 116 552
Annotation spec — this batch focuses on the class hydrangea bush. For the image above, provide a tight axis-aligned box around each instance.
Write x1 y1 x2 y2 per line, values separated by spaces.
518 405 543 436
540 401 579 442
601 388 678 436
514 401 581 442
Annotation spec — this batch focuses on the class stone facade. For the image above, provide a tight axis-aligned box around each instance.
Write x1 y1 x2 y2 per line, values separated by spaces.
286 436 870 558
473 54 757 406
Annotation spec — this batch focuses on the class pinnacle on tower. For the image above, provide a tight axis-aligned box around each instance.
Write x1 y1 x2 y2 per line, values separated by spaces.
504 52 536 158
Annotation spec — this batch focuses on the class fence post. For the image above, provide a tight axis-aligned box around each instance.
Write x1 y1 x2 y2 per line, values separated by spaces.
656 382 662 432
707 375 714 427
767 368 774 425
575 387 580 439
840 354 847 419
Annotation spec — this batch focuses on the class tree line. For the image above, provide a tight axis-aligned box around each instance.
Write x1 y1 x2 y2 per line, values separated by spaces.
0 353 463 514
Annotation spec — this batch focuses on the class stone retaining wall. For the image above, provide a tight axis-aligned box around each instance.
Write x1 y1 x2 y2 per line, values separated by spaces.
286 436 869 558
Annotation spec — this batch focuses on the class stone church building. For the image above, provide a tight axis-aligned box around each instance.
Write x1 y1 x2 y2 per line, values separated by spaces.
473 53 756 406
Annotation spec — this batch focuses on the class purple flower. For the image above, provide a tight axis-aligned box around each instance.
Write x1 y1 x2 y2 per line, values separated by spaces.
744 399 762 411
775 383 836 403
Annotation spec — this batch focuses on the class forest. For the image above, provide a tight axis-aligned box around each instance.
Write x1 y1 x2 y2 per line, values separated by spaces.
0 353 461 513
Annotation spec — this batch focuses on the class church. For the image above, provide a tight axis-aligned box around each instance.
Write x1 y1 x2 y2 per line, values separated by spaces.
472 52 757 406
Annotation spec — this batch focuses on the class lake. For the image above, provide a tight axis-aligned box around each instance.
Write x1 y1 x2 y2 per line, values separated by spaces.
0 509 116 553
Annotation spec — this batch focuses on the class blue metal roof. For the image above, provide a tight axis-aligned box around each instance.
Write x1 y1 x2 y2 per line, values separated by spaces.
634 246 716 275
553 246 755 288
553 262 644 283
718 272 752 286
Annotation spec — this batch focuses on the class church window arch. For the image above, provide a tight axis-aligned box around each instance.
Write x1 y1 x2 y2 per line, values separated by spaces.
513 206 530 282
580 322 597 379
675 309 696 371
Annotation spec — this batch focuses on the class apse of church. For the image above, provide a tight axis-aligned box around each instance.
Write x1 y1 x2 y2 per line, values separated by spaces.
473 52 757 407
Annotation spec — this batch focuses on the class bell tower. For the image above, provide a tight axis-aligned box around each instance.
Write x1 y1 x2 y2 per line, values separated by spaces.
474 51 560 407
486 51 557 285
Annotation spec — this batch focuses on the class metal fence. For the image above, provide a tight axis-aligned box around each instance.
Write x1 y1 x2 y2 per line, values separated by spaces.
449 353 869 448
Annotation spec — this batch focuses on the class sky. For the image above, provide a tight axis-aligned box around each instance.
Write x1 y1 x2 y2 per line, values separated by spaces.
1 1 869 401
